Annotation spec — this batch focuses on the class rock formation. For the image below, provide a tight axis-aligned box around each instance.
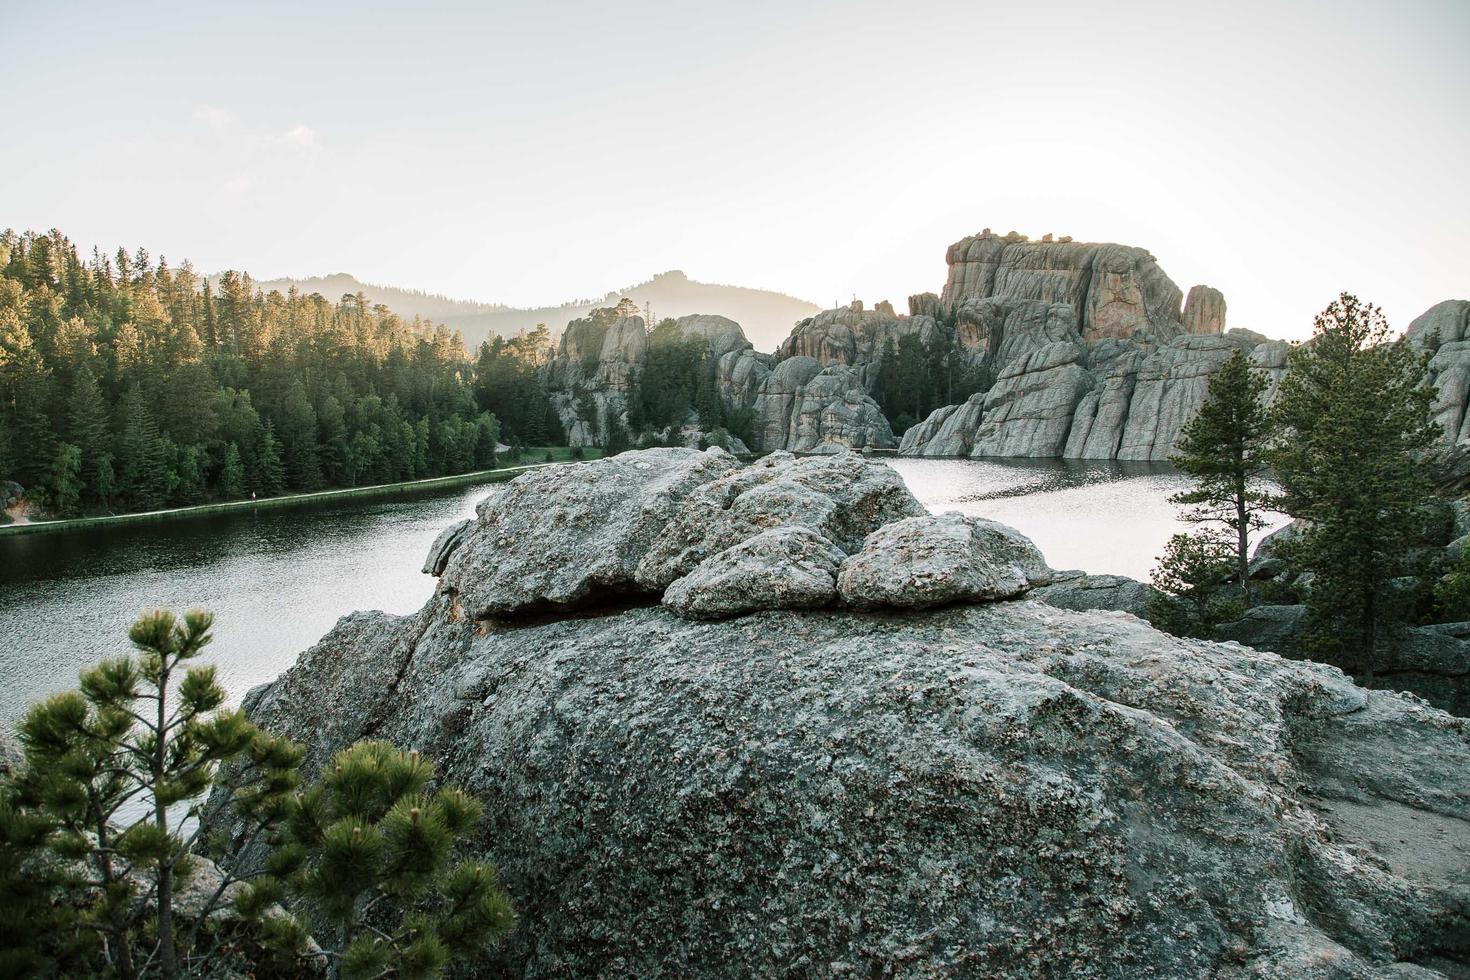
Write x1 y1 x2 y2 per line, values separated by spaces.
938 230 1215 343
902 328 1290 461
228 449 1470 978
1408 300 1470 446
542 306 893 454
1183 285 1228 335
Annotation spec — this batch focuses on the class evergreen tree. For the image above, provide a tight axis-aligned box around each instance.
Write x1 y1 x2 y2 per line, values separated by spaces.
48 442 83 515
220 442 246 498
13 609 303 979
0 776 92 975
1168 348 1276 592
256 422 286 496
117 384 167 509
66 364 112 500
1146 529 1245 637
245 741 515 979
1269 294 1440 681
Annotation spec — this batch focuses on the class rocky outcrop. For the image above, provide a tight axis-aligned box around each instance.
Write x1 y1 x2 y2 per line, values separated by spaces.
634 450 923 589
777 301 944 380
903 327 1290 460
232 449 1470 979
440 448 739 617
748 358 896 454
1408 300 1470 446
939 229 1212 343
543 303 890 454
836 512 1052 609
1183 284 1228 335
543 306 647 446
661 525 845 620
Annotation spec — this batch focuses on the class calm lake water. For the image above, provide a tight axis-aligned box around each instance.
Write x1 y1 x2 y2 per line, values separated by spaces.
0 456 1288 728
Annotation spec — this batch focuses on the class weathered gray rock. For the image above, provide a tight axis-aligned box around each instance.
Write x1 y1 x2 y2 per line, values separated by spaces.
440 448 740 617
969 341 1094 456
635 451 924 589
236 589 1470 978
748 358 896 454
939 230 1188 342
1408 300 1470 446
776 301 941 372
1216 604 1308 655
421 518 472 576
661 526 845 620
669 313 751 358
837 512 1051 609
1115 334 1258 460
1033 570 1158 620
897 392 985 456
1183 284 1227 335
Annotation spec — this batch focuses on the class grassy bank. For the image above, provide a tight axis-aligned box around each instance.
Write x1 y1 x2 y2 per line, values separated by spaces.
0 448 599 539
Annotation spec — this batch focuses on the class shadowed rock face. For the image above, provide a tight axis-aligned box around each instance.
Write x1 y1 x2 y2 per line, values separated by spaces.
227 450 1470 979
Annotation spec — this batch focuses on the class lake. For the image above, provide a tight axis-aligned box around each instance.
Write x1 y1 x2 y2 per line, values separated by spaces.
0 456 1287 728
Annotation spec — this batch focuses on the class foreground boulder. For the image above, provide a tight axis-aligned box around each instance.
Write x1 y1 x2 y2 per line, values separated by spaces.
837 512 1051 609
229 450 1470 978
661 526 845 620
439 447 739 617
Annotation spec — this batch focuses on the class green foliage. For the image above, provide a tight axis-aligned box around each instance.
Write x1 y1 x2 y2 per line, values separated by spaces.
0 229 508 516
48 441 83 515
1147 529 1248 637
1434 546 1470 622
1269 293 1440 680
603 407 631 456
1169 348 1276 592
0 778 93 976
246 742 514 979
873 331 985 434
635 320 725 435
7 608 305 979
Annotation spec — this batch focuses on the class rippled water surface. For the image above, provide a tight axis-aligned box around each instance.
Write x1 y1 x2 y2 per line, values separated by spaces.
0 457 1287 727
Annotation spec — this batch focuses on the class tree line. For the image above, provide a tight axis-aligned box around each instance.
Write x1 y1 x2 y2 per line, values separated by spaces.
0 229 567 519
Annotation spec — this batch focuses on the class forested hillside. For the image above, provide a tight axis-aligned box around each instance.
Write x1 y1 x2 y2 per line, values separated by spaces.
0 229 562 517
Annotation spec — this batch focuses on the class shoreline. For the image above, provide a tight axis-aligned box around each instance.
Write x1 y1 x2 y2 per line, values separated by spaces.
0 457 593 539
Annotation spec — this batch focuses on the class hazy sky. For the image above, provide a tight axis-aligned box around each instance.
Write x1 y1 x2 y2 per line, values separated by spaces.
3 0 1466 340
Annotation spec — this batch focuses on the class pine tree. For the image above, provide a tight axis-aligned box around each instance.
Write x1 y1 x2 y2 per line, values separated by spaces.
1168 348 1276 592
244 741 515 979
1270 293 1440 682
256 423 286 496
66 364 112 501
48 442 83 515
220 442 245 498
117 384 167 509
1146 529 1245 637
14 609 303 979
0 773 92 975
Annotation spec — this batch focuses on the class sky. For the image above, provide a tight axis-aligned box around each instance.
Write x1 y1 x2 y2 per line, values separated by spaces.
2 0 1466 341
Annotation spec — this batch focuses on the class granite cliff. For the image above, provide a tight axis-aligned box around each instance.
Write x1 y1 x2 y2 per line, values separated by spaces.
227 449 1470 978
543 308 895 454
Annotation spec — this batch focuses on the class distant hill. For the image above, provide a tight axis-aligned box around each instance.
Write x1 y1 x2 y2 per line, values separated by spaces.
247 270 822 353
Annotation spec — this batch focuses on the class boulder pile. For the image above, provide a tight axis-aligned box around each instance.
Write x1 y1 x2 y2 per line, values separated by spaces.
230 449 1470 978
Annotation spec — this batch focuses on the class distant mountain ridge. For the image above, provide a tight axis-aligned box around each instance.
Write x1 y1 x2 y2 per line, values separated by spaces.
247 269 822 352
